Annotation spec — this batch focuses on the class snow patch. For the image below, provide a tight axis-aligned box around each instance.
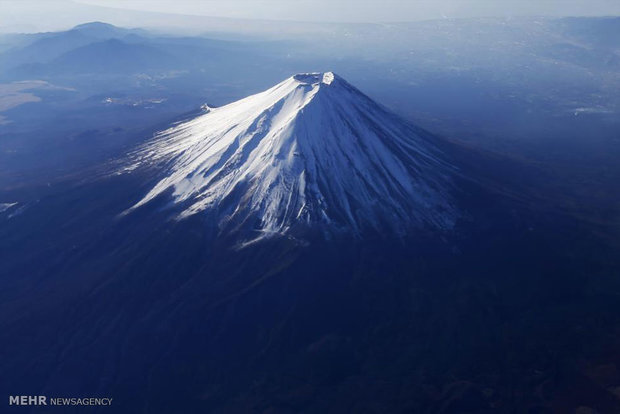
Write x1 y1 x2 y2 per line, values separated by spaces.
322 72 334 85
0 202 17 213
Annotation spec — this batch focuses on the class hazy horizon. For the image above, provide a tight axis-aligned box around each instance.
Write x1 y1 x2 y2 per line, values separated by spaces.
1 0 619 34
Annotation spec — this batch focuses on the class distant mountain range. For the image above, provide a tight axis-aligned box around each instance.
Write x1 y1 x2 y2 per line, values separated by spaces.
0 22 259 78
0 22 143 67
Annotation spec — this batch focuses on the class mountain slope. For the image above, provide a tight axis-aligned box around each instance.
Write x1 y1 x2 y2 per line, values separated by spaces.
127 72 458 238
45 38 171 74
0 30 95 71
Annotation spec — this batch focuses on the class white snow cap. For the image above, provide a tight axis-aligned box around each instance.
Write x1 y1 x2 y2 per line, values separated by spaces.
128 72 458 237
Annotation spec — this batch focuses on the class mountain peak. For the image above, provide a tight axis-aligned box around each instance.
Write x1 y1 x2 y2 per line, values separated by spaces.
70 21 144 40
73 21 117 30
292 71 336 86
125 73 458 240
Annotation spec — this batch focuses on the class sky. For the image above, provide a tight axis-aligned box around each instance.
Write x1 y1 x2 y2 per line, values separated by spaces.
74 0 620 22
1 0 619 33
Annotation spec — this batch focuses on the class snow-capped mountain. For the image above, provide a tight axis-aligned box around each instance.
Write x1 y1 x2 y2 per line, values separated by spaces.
127 72 458 237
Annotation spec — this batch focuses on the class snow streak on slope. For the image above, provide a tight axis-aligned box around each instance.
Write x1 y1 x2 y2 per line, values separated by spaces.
128 72 458 237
